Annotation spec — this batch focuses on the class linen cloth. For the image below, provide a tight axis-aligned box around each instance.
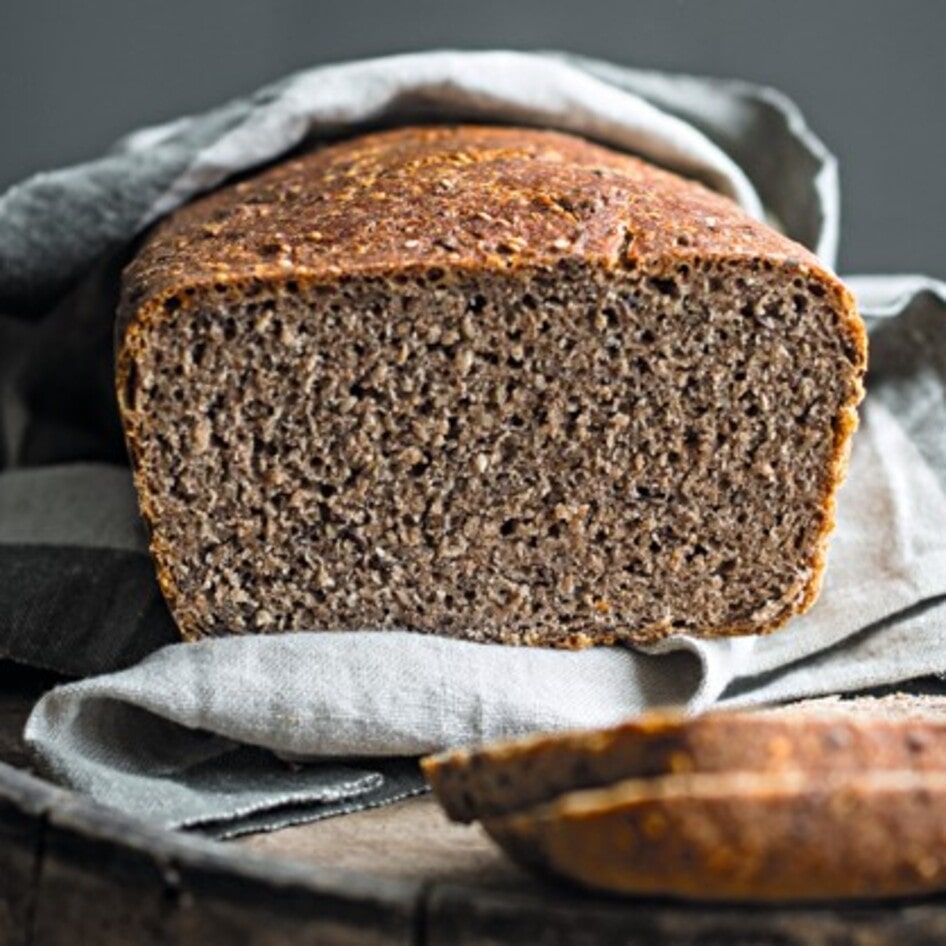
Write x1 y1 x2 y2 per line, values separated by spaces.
1 51 943 836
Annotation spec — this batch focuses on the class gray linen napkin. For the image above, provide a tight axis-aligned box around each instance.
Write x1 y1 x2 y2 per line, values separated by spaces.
2 50 944 836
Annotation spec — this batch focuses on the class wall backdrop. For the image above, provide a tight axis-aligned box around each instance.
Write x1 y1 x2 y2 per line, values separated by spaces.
2 0 942 275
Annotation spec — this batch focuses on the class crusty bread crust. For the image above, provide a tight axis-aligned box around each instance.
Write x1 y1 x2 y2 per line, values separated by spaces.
426 695 946 900
117 125 866 645
118 125 845 316
423 694 946 822
486 769 946 901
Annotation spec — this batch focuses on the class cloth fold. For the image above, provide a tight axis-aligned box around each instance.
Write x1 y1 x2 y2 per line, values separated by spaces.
2 50 944 836
21 277 946 834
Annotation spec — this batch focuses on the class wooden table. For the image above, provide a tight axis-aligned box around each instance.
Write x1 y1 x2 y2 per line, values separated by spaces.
4 660 946 945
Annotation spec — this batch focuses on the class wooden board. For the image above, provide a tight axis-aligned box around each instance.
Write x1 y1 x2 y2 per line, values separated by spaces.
240 793 530 888
7 659 946 945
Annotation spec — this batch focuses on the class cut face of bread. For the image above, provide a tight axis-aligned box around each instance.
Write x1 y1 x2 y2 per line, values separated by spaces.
423 694 946 823
485 769 946 901
117 125 866 644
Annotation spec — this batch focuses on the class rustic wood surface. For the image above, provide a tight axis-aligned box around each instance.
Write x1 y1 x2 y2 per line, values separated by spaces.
240 793 531 888
6 658 946 945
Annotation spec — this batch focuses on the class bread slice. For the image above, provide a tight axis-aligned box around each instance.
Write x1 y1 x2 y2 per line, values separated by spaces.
485 769 946 901
423 694 946 822
117 124 866 645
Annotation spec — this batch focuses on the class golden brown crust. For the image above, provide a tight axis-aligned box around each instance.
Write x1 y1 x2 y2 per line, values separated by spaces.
423 695 946 823
432 695 946 901
117 125 867 645
119 124 831 324
485 770 946 901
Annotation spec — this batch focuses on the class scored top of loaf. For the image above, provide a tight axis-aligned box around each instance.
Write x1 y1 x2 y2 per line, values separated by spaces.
119 124 838 328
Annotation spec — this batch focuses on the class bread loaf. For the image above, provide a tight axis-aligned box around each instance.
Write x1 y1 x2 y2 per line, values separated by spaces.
117 125 866 644
423 694 946 822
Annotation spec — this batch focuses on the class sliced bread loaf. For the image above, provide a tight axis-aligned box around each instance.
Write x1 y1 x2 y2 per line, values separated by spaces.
485 769 946 901
117 124 865 645
423 694 946 822
426 694 946 900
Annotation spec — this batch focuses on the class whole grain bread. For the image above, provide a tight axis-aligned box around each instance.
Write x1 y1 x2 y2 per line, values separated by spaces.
117 125 866 645
423 694 946 822
485 769 946 901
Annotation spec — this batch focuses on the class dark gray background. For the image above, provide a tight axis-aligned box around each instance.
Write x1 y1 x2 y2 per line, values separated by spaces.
1 0 942 275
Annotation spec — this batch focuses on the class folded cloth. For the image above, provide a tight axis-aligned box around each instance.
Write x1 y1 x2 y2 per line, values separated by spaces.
2 50 944 836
